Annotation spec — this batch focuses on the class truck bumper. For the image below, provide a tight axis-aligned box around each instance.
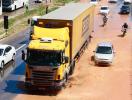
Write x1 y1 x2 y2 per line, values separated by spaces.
25 78 64 90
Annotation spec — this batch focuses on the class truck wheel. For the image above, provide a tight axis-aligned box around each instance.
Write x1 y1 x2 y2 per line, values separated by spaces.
63 73 68 88
69 61 75 75
56 74 68 90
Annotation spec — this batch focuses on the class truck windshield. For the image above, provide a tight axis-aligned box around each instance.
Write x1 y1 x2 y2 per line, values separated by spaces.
27 50 62 66
2 0 12 6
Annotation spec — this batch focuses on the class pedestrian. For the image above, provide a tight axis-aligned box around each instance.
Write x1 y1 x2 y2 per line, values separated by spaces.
121 22 128 37
22 50 25 61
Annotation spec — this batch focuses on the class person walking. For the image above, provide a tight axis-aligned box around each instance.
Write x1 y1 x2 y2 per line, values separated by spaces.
121 22 128 37
22 50 26 61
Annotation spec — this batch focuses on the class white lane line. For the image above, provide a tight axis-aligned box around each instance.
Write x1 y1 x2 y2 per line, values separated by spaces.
16 44 27 51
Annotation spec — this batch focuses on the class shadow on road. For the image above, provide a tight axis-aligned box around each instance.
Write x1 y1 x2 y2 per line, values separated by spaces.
3 80 60 96
117 34 125 37
11 62 25 75
95 64 111 67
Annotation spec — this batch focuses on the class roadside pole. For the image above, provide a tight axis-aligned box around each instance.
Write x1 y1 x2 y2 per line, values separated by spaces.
45 0 49 14
44 0 52 14
3 16 8 36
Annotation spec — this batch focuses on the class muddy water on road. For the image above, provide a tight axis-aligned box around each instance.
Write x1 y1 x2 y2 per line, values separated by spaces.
13 0 132 100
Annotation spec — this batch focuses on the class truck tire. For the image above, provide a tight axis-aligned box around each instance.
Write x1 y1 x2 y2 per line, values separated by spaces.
69 60 75 75
56 73 68 90
63 73 68 88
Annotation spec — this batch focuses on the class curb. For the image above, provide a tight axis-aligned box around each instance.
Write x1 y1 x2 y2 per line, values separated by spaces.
0 33 7 40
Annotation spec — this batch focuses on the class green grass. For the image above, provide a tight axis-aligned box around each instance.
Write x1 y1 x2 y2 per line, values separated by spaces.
0 5 58 36
0 0 78 37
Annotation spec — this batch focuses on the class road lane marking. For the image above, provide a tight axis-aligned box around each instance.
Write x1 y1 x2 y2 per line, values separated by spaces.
16 44 27 51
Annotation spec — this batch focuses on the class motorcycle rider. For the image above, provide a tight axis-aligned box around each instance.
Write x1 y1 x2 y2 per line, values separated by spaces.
102 14 108 26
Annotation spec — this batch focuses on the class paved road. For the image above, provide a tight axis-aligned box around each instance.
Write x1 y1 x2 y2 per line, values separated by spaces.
0 0 132 100
0 28 29 100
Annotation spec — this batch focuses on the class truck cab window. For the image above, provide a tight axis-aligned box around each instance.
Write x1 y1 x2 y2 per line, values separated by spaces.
27 50 61 66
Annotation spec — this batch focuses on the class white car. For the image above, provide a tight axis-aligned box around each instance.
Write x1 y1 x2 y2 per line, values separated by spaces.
90 0 98 5
108 0 118 3
124 0 132 4
0 44 16 68
93 42 115 65
35 0 43 3
99 6 110 14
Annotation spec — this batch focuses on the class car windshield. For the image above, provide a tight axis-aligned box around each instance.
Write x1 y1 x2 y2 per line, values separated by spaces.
27 50 62 66
96 46 112 54
2 0 12 6
91 0 97 2
124 2 130 5
0 49 3 56
101 7 108 10
122 6 129 9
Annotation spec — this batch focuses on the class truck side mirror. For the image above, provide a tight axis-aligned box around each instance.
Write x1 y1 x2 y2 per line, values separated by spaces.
27 18 30 24
64 56 69 63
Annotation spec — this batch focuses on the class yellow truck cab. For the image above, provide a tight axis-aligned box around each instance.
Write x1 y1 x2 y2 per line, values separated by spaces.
24 3 95 89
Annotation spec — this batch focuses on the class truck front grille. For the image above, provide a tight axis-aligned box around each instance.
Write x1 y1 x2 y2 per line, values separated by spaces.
31 70 56 87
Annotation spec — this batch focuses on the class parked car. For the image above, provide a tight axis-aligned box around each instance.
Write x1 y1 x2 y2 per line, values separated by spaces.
93 42 115 65
0 44 16 68
124 0 132 4
90 0 98 5
35 0 43 3
99 6 110 14
108 0 118 3
119 5 130 14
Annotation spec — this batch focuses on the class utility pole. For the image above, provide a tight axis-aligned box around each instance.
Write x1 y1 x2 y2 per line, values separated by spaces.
45 0 48 14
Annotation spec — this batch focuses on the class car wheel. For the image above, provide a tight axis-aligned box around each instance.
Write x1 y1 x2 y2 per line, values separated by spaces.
12 54 15 61
15 5 16 10
23 3 25 7
1 62 4 69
